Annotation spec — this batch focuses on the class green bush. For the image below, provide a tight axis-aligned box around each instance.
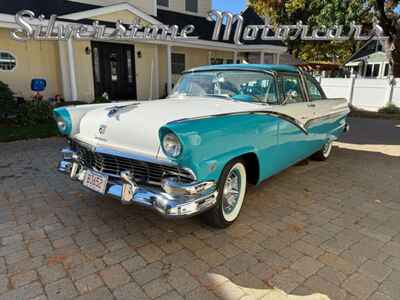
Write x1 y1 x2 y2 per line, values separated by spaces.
378 103 400 114
54 101 87 108
94 96 111 104
15 101 53 126
0 81 16 120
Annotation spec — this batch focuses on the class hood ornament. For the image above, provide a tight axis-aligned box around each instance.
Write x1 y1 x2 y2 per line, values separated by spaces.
106 103 140 119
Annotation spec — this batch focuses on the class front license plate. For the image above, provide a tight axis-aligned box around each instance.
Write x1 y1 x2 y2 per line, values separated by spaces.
83 170 108 194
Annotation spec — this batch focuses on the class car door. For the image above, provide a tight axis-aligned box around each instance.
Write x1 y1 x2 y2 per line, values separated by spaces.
272 73 317 170
302 74 349 145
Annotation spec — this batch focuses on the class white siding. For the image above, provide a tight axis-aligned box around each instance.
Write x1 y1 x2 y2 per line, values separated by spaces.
320 78 399 112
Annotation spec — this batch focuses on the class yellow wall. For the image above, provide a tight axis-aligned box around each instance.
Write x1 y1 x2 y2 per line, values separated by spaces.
73 41 95 102
158 46 210 97
134 43 158 100
0 29 62 100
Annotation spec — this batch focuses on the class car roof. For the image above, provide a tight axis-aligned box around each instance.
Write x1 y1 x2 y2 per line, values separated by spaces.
185 64 300 74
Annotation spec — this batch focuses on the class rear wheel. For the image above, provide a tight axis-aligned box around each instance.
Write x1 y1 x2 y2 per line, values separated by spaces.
203 159 247 228
312 141 333 161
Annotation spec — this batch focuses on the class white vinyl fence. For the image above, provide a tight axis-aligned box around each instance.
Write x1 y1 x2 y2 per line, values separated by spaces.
320 78 400 111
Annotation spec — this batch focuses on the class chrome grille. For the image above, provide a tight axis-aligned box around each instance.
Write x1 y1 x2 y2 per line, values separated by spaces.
76 145 194 186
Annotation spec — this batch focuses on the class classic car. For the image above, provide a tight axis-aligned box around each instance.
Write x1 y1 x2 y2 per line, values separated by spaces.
54 64 349 228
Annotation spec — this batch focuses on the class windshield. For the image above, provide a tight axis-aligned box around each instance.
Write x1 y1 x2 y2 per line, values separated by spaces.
170 70 278 104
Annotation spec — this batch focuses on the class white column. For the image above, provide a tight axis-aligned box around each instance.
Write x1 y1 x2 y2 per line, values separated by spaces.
166 45 172 95
260 52 265 64
208 51 212 64
153 45 160 99
67 39 78 101
233 51 238 64
58 41 72 101
276 53 280 64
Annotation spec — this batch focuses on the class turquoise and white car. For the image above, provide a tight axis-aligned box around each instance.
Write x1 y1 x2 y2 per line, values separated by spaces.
54 64 349 228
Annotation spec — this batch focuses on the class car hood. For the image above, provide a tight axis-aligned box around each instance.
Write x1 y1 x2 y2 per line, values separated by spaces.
75 98 262 160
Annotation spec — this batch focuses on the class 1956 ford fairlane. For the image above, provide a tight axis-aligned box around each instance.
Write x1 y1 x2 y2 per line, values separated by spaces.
54 64 349 228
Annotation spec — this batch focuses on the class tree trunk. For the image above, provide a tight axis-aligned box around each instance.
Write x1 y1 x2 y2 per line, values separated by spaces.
392 39 400 78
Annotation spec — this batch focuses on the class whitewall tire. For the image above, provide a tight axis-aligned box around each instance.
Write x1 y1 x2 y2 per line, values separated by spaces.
312 141 333 161
203 159 247 228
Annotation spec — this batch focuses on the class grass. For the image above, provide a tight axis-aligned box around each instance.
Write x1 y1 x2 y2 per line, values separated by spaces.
0 121 59 143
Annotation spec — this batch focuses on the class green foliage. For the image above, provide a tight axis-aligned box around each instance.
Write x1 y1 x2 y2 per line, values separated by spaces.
0 122 58 143
94 96 111 104
15 101 53 126
0 81 16 120
54 101 87 108
248 0 374 64
378 103 400 114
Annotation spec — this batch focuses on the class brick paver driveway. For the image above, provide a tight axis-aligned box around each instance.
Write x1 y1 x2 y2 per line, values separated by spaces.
0 117 399 300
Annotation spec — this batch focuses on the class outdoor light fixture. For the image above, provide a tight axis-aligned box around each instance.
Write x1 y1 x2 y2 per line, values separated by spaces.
137 51 142 58
85 46 91 55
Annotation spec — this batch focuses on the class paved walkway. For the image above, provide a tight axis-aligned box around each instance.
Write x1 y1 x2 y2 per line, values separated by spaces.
0 117 399 300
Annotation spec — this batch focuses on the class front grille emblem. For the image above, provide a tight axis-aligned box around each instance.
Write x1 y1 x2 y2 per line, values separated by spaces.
99 125 107 135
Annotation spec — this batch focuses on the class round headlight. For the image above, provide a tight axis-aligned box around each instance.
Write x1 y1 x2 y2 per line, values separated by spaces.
162 133 182 158
56 118 67 133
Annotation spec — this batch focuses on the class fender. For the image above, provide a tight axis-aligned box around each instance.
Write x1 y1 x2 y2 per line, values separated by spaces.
160 113 282 182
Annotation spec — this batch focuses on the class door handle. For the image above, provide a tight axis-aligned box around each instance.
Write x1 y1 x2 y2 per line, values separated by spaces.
307 103 316 108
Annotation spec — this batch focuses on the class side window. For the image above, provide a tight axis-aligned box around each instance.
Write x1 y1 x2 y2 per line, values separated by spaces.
171 53 185 74
0 51 16 71
279 75 305 103
157 0 169 7
305 76 325 101
186 0 198 13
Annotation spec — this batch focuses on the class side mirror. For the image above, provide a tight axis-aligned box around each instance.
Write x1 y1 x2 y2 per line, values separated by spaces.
282 90 298 105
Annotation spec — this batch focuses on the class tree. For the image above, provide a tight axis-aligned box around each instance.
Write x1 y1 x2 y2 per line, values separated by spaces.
373 0 400 76
249 0 400 74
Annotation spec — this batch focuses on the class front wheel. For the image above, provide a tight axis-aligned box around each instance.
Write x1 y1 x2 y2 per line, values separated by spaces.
311 141 333 161
203 159 247 228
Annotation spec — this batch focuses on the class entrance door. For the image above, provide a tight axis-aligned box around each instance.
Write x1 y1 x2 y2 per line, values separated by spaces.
92 42 137 100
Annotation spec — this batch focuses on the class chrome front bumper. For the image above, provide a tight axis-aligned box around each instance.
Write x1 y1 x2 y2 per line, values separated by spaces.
58 148 218 218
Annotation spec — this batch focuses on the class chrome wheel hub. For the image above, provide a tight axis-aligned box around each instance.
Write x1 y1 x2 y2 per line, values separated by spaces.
323 142 332 157
222 169 241 214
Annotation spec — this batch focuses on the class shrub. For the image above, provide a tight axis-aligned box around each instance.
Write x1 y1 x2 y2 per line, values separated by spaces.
54 101 87 108
0 81 16 120
94 96 111 104
378 103 400 114
15 101 53 126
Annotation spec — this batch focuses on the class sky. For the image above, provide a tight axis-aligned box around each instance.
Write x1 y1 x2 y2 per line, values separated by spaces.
212 0 247 14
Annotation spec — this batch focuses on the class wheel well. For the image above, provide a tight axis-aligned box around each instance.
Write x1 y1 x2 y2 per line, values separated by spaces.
238 153 259 185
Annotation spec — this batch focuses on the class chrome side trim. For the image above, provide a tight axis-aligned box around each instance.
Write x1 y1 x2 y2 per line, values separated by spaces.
167 110 309 135
304 109 350 128
182 68 276 76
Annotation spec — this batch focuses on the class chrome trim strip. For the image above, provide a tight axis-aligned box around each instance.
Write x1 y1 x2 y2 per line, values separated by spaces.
304 109 350 128
167 110 309 135
182 68 276 76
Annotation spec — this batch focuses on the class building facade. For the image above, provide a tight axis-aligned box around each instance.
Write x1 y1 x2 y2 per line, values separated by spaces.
0 0 288 102
345 39 391 79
